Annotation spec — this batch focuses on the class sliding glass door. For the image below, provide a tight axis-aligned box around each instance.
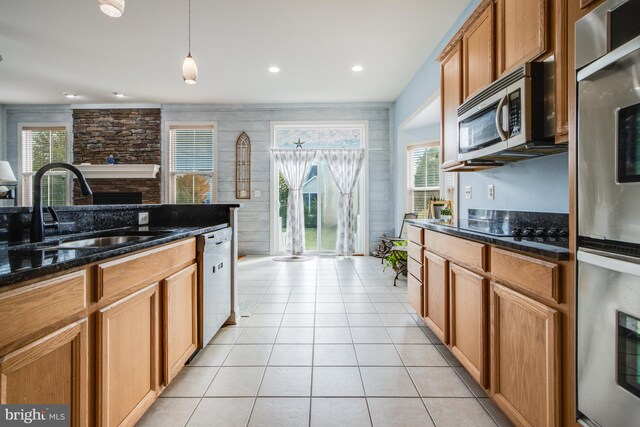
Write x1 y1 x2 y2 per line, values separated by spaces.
273 122 367 255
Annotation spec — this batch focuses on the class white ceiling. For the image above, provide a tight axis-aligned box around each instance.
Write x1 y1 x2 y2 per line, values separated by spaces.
0 0 470 105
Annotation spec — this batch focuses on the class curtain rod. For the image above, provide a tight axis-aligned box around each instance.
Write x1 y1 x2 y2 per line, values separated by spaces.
269 148 383 151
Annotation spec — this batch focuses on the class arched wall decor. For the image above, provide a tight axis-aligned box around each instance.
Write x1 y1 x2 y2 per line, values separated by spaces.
236 132 251 199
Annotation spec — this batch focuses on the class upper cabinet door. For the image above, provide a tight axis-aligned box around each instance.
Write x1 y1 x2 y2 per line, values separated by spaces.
463 4 495 100
497 0 548 74
440 42 463 169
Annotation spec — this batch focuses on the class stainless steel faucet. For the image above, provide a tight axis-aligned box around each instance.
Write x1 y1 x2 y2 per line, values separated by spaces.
30 162 92 243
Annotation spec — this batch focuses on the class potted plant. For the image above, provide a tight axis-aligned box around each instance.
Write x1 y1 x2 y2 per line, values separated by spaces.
440 205 453 220
384 240 408 273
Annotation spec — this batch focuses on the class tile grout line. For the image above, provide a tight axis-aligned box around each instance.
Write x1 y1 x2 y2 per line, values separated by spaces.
243 259 285 427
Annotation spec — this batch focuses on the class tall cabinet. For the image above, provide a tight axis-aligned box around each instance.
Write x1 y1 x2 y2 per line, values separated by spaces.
463 3 495 99
496 0 548 75
440 42 463 170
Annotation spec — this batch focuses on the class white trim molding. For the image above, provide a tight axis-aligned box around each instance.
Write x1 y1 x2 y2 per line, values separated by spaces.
74 164 160 179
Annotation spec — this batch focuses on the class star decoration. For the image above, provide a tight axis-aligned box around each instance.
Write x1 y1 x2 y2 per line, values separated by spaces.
293 138 305 148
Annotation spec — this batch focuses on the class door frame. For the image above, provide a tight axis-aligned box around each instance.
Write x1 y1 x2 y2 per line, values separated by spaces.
269 121 369 255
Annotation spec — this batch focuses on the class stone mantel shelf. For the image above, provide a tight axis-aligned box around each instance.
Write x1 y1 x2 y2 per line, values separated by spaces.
73 164 161 179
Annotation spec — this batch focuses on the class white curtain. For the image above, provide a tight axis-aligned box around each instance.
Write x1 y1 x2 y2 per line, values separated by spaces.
322 149 366 256
271 149 317 255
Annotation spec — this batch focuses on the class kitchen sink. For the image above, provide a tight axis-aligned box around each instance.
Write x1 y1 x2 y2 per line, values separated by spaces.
56 235 153 249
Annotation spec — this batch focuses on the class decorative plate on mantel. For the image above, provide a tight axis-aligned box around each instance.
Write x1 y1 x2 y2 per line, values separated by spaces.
73 164 161 179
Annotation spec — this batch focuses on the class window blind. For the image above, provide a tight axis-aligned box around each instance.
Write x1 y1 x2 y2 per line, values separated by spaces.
170 127 214 172
168 125 215 204
407 144 441 218
20 127 68 206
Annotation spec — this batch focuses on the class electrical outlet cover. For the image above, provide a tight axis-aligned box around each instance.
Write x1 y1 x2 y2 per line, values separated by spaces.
138 212 149 225
464 186 472 200
488 185 495 200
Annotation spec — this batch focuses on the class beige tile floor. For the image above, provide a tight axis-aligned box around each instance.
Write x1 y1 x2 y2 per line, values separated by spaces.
138 256 513 427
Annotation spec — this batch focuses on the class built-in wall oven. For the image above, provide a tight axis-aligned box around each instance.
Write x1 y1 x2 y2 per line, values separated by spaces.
457 62 561 163
576 0 640 426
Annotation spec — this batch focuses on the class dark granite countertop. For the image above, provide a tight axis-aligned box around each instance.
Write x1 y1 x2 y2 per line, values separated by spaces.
407 219 569 261
0 224 229 288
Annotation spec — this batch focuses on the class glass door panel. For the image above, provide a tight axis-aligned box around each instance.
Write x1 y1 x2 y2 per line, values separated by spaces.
319 161 339 254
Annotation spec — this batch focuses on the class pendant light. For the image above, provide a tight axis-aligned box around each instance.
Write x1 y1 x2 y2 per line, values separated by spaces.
182 0 198 84
99 0 125 18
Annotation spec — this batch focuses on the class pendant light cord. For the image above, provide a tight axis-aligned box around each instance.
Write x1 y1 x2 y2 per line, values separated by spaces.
188 0 191 55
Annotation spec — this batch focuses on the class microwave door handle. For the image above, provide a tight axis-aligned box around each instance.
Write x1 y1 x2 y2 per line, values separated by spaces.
495 95 509 141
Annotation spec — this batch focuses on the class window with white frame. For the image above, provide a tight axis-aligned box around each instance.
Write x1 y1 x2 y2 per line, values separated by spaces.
20 126 69 206
407 143 440 219
167 124 215 204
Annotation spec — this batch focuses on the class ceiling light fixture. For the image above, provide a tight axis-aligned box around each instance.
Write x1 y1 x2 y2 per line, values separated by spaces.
182 0 198 84
113 92 125 98
99 0 125 18
269 66 280 73
352 65 364 72
63 92 77 98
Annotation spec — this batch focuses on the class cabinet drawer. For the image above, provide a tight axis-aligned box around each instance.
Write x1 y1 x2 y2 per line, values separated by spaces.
490 248 560 303
97 238 196 301
407 273 424 317
408 242 423 263
425 230 487 271
0 270 87 350
408 256 423 279
407 225 424 245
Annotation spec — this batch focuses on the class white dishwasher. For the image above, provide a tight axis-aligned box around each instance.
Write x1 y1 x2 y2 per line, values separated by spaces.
198 227 232 346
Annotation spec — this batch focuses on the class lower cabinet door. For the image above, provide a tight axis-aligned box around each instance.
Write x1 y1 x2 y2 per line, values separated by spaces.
0 319 88 427
424 250 449 343
490 282 560 427
163 264 198 384
407 273 424 317
97 284 160 427
449 264 488 387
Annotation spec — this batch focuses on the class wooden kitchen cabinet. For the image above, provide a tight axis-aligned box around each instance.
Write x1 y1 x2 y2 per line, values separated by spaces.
162 264 198 384
0 319 88 427
490 282 560 427
463 3 495 99
449 264 488 387
423 250 449 343
440 41 463 170
97 284 160 427
497 0 549 75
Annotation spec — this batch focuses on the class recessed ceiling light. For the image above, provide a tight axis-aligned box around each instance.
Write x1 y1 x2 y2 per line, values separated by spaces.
99 0 125 18
62 92 77 98
352 65 364 72
269 66 280 73
113 92 125 98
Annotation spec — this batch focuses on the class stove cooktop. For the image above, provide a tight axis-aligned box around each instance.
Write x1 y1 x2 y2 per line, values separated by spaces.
439 219 570 248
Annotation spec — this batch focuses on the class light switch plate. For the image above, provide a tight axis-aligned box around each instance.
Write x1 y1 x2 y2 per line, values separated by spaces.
138 212 149 225
254 190 261 198
464 186 472 200
488 184 495 200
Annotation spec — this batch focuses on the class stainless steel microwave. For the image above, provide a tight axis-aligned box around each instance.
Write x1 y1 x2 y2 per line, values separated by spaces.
457 62 562 163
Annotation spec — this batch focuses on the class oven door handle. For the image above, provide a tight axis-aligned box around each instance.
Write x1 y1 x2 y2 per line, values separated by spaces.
495 94 509 141
578 248 640 277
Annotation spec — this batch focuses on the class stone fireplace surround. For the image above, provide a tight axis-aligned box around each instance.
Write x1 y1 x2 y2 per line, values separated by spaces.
72 108 161 205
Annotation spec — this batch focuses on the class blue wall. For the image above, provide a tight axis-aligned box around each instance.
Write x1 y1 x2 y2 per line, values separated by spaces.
458 153 569 216
392 0 481 229
392 0 569 227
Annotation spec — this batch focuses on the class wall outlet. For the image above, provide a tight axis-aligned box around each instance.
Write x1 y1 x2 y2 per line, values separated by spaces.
488 184 495 200
138 212 149 225
254 190 261 198
464 186 472 200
